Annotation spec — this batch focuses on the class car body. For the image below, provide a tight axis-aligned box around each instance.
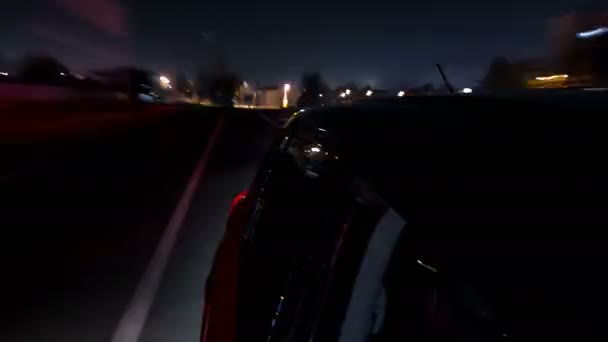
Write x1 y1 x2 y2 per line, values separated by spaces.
203 94 608 340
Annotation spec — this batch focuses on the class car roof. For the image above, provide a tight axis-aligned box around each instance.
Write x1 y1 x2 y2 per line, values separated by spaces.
295 91 608 120
289 94 608 335
292 93 608 215
289 93 608 245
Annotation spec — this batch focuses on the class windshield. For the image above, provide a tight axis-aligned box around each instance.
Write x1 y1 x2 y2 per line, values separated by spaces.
1 1 606 341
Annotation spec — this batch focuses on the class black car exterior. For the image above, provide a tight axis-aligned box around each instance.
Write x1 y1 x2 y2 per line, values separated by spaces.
203 94 608 341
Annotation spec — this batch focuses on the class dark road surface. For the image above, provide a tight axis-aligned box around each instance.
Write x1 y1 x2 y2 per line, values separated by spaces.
0 106 286 341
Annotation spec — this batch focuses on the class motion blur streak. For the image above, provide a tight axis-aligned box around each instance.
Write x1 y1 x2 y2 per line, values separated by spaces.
576 27 608 38
110 117 225 342
53 0 128 36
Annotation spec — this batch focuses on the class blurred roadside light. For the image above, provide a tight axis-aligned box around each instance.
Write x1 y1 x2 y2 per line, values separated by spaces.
577 27 608 39
366 90 373 96
283 83 291 108
416 259 438 273
0 72 8 76
243 81 249 88
345 89 351 95
339 92 346 98
397 90 405 97
159 75 172 88
319 94 323 97
535 74 568 81
462 87 473 94
303 144 324 158
60 72 66 76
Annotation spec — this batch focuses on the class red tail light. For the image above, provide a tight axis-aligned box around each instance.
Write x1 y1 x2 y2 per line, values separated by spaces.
228 190 248 217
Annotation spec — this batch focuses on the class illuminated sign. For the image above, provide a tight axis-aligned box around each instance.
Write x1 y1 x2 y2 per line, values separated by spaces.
576 27 608 39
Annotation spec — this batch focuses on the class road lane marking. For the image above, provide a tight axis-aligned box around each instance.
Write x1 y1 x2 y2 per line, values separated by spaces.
110 116 224 342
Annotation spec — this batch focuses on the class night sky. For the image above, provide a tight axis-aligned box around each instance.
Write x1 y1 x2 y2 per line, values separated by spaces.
1 0 605 87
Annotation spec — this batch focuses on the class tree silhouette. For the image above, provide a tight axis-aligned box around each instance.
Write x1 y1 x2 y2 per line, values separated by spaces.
197 69 240 106
196 69 210 99
175 72 193 97
481 57 523 91
297 72 328 108
18 55 69 84
208 72 241 106
420 83 435 94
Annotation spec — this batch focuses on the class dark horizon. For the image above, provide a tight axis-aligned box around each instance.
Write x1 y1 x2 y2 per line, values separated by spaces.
1 0 607 88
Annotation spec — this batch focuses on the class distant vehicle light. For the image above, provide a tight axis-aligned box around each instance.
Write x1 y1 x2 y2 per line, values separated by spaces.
577 27 608 39
462 88 473 94
319 93 323 97
60 72 66 76
0 72 8 76
535 74 569 81
397 90 405 97
366 90 373 96
339 92 346 98
310 146 321 153
345 89 351 95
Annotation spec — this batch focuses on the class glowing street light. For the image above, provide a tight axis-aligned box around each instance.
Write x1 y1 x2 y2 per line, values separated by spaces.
365 90 373 96
397 90 405 97
283 83 291 108
159 75 172 88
